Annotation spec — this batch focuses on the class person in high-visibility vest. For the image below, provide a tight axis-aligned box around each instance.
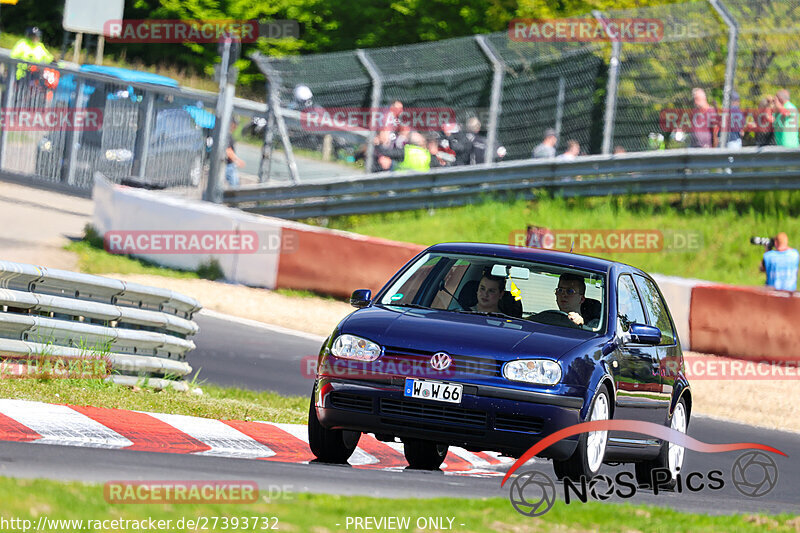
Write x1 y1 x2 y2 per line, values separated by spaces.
396 132 431 172
11 27 55 80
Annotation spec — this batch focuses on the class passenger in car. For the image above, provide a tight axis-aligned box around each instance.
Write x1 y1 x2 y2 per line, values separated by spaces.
471 271 505 313
555 273 587 326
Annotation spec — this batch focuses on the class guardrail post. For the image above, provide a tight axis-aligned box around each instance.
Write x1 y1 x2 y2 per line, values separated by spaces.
356 49 383 174
710 0 739 148
0 62 15 170
594 11 620 155
475 35 505 167
261 61 300 184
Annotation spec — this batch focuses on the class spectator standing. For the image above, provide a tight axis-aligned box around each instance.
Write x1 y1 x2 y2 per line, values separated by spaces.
760 233 800 291
464 117 507 165
532 128 558 159
441 121 472 165
372 129 404 171
225 118 245 187
689 88 718 148
745 96 776 146
427 134 451 168
725 91 744 149
772 89 800 148
557 140 580 160
396 132 431 172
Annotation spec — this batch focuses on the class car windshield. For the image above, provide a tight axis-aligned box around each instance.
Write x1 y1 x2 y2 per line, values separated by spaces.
379 252 606 332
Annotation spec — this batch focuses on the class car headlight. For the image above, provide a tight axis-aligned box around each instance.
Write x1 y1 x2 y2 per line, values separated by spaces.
330 334 382 361
503 359 562 385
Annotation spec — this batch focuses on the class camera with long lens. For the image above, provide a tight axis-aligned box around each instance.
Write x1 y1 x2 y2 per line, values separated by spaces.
750 236 775 251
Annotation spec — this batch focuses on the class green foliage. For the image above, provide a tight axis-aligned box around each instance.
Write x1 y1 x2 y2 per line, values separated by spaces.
4 0 684 89
197 258 225 281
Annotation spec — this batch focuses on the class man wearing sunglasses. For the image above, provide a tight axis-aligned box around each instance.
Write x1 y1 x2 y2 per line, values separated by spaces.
555 273 586 326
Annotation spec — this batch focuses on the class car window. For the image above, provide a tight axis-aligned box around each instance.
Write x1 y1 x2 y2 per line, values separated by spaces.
379 252 605 332
617 274 647 332
635 275 676 346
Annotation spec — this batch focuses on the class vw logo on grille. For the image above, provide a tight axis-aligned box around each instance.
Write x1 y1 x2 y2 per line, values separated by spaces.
430 352 452 371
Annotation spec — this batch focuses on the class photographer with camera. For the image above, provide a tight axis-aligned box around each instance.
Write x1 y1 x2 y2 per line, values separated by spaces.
757 232 799 291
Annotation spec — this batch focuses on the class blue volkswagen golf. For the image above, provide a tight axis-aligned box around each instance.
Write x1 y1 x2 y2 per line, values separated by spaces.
309 243 691 485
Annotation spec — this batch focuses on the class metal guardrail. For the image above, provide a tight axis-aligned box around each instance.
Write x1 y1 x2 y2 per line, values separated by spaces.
0 261 202 391
223 147 800 219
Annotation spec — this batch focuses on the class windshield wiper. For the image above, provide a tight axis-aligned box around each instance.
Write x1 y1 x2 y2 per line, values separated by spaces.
452 309 522 321
387 303 431 310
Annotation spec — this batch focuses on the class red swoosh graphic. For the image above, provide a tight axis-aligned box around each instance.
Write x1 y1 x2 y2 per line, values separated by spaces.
500 419 786 487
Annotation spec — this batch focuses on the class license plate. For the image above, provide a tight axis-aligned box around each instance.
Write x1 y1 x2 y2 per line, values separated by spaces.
404 378 463 404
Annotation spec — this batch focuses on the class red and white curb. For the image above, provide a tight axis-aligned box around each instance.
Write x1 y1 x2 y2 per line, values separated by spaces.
0 399 513 476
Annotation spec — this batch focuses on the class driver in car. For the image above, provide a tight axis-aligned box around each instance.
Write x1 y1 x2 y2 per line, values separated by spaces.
555 273 586 326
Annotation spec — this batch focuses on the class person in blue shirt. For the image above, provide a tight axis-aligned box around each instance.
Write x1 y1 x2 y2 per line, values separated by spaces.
760 232 800 291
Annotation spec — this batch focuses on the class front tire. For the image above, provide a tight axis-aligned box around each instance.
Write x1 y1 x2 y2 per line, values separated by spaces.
553 385 610 481
307 396 360 464
635 397 689 491
403 439 448 470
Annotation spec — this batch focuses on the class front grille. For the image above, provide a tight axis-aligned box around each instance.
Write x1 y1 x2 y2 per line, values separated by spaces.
329 392 373 413
494 413 544 433
382 346 501 377
379 398 487 427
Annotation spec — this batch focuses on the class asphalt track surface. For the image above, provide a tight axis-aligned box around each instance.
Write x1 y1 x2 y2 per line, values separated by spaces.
1 312 798 515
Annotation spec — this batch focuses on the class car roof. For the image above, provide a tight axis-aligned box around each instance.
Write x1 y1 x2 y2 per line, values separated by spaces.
425 242 642 275
79 65 179 88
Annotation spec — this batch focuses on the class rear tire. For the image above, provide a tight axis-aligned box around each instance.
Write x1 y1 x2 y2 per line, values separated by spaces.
307 396 360 464
403 439 448 470
635 397 689 491
552 385 610 482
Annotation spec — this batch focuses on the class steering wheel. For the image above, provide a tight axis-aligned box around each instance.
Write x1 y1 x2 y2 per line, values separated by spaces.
531 309 580 328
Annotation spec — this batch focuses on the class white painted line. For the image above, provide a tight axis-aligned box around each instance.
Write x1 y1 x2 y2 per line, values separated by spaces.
447 447 492 468
0 399 132 449
199 309 327 343
146 412 276 459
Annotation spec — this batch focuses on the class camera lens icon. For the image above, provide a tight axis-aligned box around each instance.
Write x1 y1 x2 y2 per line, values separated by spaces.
508 470 556 517
731 451 779 498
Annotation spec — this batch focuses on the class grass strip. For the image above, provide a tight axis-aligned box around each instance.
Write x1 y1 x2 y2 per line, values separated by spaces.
0 378 307 424
0 477 797 532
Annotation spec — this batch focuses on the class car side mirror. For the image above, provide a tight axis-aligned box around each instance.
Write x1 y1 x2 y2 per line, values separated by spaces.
628 323 661 345
350 289 372 309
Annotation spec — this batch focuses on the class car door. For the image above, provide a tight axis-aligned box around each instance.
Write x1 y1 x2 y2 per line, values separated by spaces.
634 274 679 418
612 274 664 426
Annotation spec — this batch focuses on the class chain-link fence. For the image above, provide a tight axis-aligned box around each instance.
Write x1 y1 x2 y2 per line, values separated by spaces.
251 0 800 183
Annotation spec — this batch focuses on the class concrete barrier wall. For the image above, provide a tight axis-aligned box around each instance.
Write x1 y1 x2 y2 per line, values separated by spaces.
93 177 422 297
690 284 800 361
276 224 424 299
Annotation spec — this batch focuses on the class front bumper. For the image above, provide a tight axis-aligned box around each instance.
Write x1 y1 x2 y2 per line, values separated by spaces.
315 377 584 460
